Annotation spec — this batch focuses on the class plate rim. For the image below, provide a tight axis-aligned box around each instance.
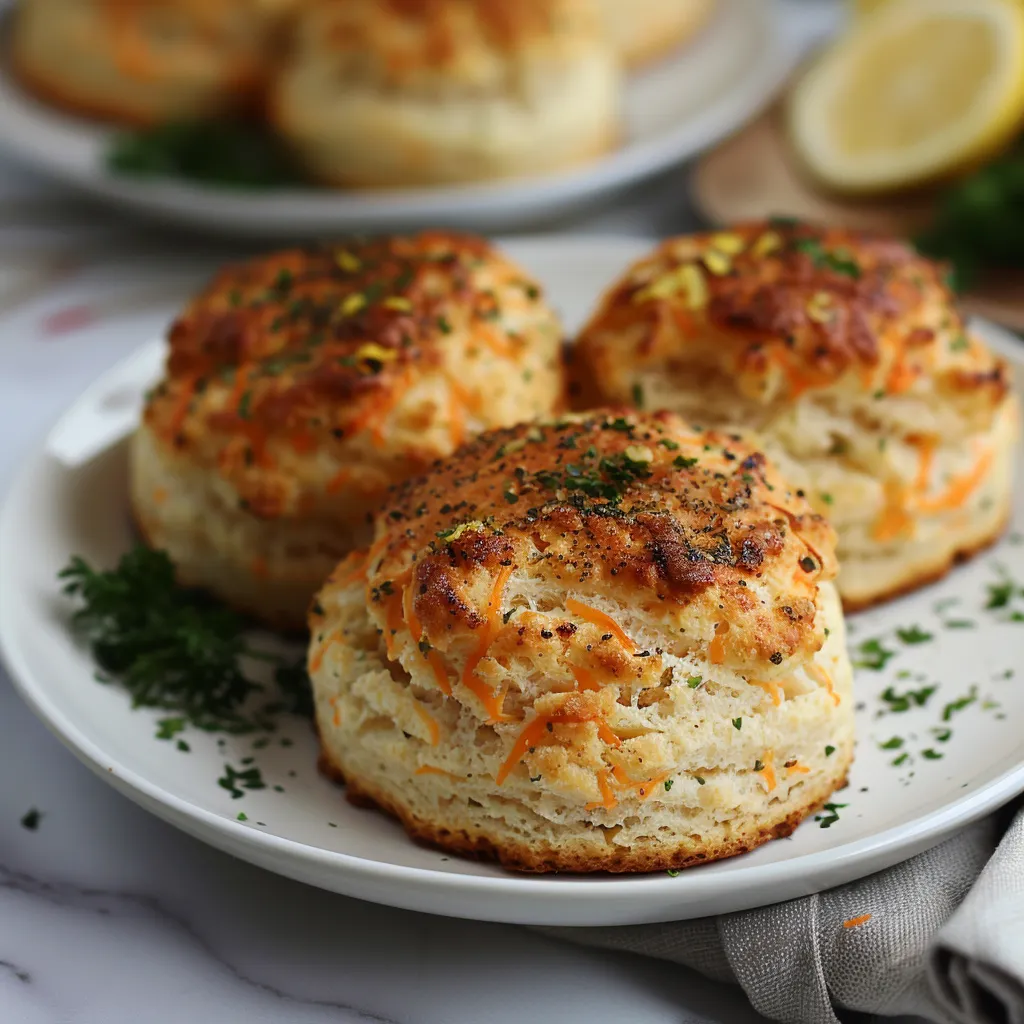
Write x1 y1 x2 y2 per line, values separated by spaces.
2 235 1023 925
0 0 795 232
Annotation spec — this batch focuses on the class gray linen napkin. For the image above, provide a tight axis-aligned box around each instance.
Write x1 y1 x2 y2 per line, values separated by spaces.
542 806 1024 1024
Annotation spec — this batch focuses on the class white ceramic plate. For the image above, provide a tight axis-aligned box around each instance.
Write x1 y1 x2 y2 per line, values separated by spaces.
0 0 794 237
3 237 1024 927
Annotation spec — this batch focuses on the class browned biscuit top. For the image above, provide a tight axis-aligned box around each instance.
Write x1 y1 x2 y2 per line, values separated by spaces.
573 220 1009 411
352 409 837 674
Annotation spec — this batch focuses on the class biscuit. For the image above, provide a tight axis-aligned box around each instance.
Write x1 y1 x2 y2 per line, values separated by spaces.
130 233 564 630
269 0 621 187
11 0 294 125
310 410 854 872
569 222 1020 609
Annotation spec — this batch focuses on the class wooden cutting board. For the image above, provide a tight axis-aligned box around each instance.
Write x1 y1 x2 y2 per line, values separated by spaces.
691 104 1024 331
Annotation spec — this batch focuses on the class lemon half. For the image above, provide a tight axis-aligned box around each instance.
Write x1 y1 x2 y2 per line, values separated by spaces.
789 0 1024 193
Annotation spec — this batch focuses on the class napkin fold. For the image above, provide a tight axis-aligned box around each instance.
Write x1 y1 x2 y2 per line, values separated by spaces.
542 804 1024 1024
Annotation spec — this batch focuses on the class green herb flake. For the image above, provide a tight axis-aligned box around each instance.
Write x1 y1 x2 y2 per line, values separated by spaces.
732 717 742 730
20 808 42 831
891 753 910 767
694 776 706 786
816 802 847 829
921 748 944 760
177 740 190 753
237 811 248 821
218 763 267 799
855 638 896 670
879 736 904 750
896 625 933 645
674 456 699 469
942 688 977 722
666 869 681 877
687 675 704 689
664 779 674 792
932 728 952 742
825 745 836 757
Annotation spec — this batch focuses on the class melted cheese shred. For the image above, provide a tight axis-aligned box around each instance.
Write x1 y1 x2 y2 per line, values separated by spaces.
415 765 462 781
496 708 621 786
565 598 639 654
461 565 516 723
414 705 441 746
808 663 840 706
402 582 452 696
570 665 602 691
752 679 783 707
757 750 777 793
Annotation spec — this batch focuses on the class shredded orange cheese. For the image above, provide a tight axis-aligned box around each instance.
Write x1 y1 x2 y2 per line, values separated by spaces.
752 679 783 707
808 663 840 706
570 665 602 691
496 706 621 786
585 770 619 811
873 479 914 542
912 439 936 493
414 765 461 781
786 761 811 774
414 705 441 746
709 623 727 665
885 357 917 395
757 750 777 793
565 598 638 653
917 449 993 513
402 583 452 696
329 696 341 728
843 914 872 929
309 629 341 674
610 765 671 800
462 565 517 722
326 468 352 495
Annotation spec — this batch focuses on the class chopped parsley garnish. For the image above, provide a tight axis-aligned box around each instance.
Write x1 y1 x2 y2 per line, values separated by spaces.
932 728 952 742
921 749 944 760
950 335 970 352
20 808 42 831
674 456 699 470
793 238 861 278
658 439 680 451
896 626 933 645
687 675 704 689
942 687 977 722
666 869 681 877
59 546 312 734
891 753 910 767
694 776 706 786
879 736 904 750
816 803 847 828
986 579 1016 609
664 779 674 791
851 634 892 667
237 812 248 821
218 763 267 799
881 685 936 713
820 492 834 505
854 638 896 671
732 717 742 730
944 620 976 630
824 745 835 757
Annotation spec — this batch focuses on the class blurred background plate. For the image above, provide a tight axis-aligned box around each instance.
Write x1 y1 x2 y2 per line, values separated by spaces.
0 0 795 238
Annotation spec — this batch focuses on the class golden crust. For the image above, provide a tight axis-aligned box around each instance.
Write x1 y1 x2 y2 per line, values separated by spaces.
10 0 291 125
144 232 563 520
362 410 837 676
570 220 1010 414
288 0 604 89
133 232 563 627
322 748 853 873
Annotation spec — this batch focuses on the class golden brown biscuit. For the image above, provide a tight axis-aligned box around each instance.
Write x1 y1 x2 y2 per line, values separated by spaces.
569 222 1020 609
269 0 621 187
130 232 564 630
11 0 295 126
310 410 854 873
593 0 716 67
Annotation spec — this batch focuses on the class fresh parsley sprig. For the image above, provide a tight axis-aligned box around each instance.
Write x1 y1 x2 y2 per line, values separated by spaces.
59 546 311 733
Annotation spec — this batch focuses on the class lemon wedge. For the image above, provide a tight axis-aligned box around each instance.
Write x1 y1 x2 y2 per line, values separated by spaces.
789 0 1024 193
